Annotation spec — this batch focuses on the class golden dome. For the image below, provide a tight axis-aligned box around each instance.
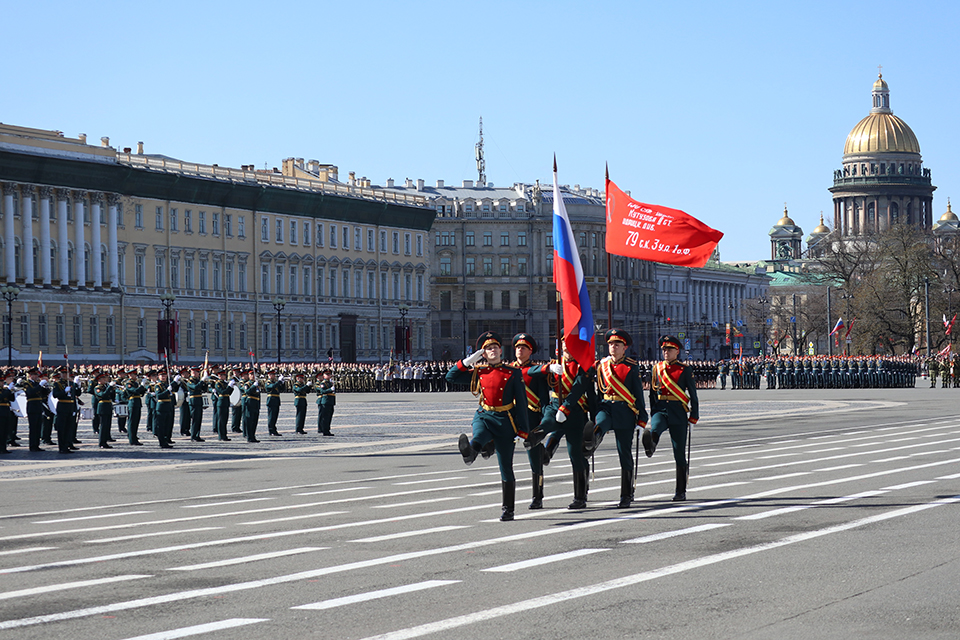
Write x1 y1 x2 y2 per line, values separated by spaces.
812 213 830 234
873 75 888 91
776 206 795 227
940 199 957 222
844 113 920 155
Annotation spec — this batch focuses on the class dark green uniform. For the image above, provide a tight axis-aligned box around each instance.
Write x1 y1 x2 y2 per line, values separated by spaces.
125 378 147 445
293 379 312 434
316 378 336 435
242 379 261 443
644 351 700 501
265 378 283 436
593 354 647 506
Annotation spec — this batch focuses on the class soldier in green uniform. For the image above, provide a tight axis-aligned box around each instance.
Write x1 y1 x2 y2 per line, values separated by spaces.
177 368 192 437
265 370 283 436
50 367 76 454
511 333 550 509
212 368 232 441
182 365 208 442
642 335 700 501
927 357 939 388
124 369 147 446
0 369 14 454
230 366 244 433
22 367 49 451
316 369 336 436
114 370 129 435
92 372 117 449
293 372 313 434
40 369 56 446
144 369 158 434
153 371 177 449
241 369 261 443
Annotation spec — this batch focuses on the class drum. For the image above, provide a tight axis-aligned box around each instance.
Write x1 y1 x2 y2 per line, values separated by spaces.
47 395 58 414
80 407 93 421
114 404 128 418
202 395 211 408
12 393 27 418
174 388 186 408
229 386 242 407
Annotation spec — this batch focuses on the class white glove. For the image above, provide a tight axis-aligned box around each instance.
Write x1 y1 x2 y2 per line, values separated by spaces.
174 375 182 382
39 380 48 388
548 363 563 375
463 351 485 367
142 378 150 387
73 376 81 384
555 410 567 424
65 386 72 394
109 381 116 387
6 383 13 391
168 385 174 392
16 378 24 386
228 380 237 388
328 385 336 393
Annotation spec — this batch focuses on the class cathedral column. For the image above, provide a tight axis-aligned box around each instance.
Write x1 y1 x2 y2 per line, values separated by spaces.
39 187 52 287
57 190 70 287
90 193 103 289
20 185 34 286
74 192 86 289
3 184 16 283
107 194 119 290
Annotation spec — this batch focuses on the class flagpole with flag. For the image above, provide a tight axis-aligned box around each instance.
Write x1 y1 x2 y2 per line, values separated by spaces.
553 156 595 369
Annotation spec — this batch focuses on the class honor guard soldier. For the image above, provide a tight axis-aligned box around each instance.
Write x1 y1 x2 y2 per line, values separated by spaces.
526 340 595 510
293 373 312 434
316 370 336 436
448 331 529 521
182 365 208 442
124 369 147 446
93 372 117 449
511 333 551 509
241 369 261 443
50 367 76 453
153 371 178 449
22 367 49 452
265 370 284 436
212 367 232 441
642 335 700 501
585 329 648 508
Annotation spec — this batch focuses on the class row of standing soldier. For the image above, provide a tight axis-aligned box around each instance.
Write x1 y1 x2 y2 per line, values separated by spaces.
450 330 698 522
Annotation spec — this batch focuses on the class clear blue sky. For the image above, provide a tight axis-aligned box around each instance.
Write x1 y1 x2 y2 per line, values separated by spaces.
5 0 959 261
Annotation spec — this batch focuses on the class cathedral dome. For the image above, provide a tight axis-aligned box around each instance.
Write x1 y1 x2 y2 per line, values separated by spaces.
843 73 921 156
775 206 795 227
940 200 957 222
812 214 830 234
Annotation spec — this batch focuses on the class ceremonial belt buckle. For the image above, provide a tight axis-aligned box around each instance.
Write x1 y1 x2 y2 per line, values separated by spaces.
158 399 171 402
480 400 515 413
27 398 41 402
527 403 541 413
658 394 681 401
189 395 201 399
0 403 8 407
267 394 280 397
603 394 625 402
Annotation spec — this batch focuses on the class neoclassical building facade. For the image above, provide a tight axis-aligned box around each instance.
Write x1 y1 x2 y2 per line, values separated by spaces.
0 124 435 365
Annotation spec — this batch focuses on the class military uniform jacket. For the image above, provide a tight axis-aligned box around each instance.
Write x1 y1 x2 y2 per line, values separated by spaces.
241 381 261 410
183 377 208 408
316 380 336 406
293 383 312 406
153 381 177 413
265 380 283 407
214 379 232 407
513 359 550 416
51 380 76 415
93 384 116 416
126 380 147 408
650 360 699 425
597 355 648 425
528 358 595 418
22 379 48 415
446 359 529 436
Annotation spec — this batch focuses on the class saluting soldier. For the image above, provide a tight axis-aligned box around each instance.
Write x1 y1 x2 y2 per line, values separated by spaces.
584 329 647 508
293 372 312 434
316 369 336 436
511 333 551 509
265 370 284 436
449 331 529 522
642 335 700 501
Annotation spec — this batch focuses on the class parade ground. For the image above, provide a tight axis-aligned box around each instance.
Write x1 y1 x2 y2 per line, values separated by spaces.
0 387 957 639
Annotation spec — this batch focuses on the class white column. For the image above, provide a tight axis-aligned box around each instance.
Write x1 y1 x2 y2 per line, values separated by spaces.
74 192 86 288
3 184 15 283
39 187 52 286
90 193 102 289
107 194 119 290
20 186 34 285
57 191 69 286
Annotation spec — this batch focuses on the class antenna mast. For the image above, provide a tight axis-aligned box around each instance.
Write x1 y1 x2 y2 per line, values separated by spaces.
475 116 486 186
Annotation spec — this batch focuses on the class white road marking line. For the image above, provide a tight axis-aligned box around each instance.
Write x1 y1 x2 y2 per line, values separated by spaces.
355 496 960 640
167 547 325 571
758 472 810 481
880 480 936 490
0 547 56 556
482 549 608 572
292 580 459 611
0 574 152 601
622 523 731 544
33 511 153 525
181 498 275 509
287 486 371 497
937 472 960 479
237 511 347 526
371 497 460 509
89 527 224 544
118 617 269 640
392 477 466 486
811 464 863 472
351 526 470 543
736 490 890 520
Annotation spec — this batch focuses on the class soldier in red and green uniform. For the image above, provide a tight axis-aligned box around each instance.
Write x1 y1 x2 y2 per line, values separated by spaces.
511 333 551 510
642 335 700 501
585 329 647 508
448 331 529 522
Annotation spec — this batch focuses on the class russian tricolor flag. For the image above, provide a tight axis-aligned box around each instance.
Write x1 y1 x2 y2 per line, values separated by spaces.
830 317 844 336
552 159 595 369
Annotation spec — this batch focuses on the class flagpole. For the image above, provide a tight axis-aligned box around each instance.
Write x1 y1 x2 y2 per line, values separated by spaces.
605 163 613 333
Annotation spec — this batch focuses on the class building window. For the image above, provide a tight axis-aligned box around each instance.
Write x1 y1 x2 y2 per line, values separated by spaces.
329 268 337 297
199 211 207 234
200 321 208 350
466 257 475 275
405 274 412 301
416 234 423 256
228 322 235 350
20 315 30 346
439 256 451 276
417 274 423 301
380 272 387 300
484 290 494 310
501 290 510 309
317 267 324 297
226 261 233 292
367 271 373 299
304 267 311 297
367 229 374 252
170 257 179 289
170 208 178 232
380 230 387 252
342 270 349 298
392 232 399 254
546 233 553 248
483 232 492 246
500 257 510 276
261 323 270 350
518 232 527 246
238 263 246 292
276 219 283 243
199 260 208 290
155 256 164 288
135 204 143 229
213 261 221 291
225 214 232 237
500 233 509 246
518 256 527 276
343 226 350 250
482 257 493 276
303 222 310 246
392 273 399 300
289 266 297 295
184 259 194 290
289 221 297 245
275 265 283 294
73 315 82 346
136 317 145 347
239 323 246 351
155 206 163 230
317 224 324 247
355 227 362 250
89 316 99 347
465 231 475 246
404 233 411 255
186 321 194 349
519 290 527 309
184 209 192 233
215 322 222 350
238 215 245 238
330 225 337 248
261 217 269 242
261 264 269 293
212 212 220 236
355 270 362 298
135 255 144 287
106 317 115 347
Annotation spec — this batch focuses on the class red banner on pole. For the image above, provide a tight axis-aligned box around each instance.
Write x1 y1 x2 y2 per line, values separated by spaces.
605 178 723 268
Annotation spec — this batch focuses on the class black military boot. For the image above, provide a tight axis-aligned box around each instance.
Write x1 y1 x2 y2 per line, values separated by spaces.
500 481 516 521
480 440 496 459
641 427 657 458
458 434 478 466
617 470 633 508
529 473 543 510
673 464 688 501
568 469 587 510
582 422 604 453
524 427 546 449
542 433 562 466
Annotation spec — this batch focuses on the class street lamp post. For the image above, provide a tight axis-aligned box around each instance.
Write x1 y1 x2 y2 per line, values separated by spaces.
840 291 854 355
1 285 20 368
273 297 286 364
398 303 409 361
757 296 769 358
700 313 709 360
159 291 176 364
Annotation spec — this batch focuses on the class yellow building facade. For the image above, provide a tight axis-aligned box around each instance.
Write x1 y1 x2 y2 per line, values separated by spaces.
0 124 435 365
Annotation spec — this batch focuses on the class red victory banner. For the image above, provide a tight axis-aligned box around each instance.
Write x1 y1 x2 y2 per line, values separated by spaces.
605 178 723 268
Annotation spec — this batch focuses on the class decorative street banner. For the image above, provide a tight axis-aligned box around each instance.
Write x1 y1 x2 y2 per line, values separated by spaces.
605 178 723 268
